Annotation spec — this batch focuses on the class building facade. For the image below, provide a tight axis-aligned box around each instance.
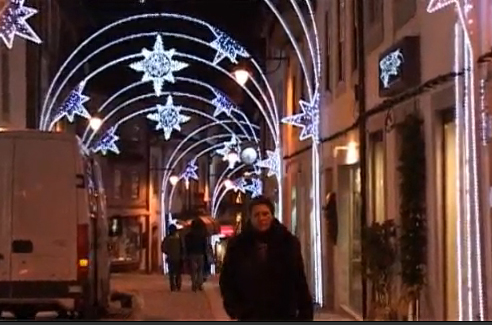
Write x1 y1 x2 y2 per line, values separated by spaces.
267 0 492 321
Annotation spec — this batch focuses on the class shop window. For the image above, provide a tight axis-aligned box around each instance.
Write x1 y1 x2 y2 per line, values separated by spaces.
108 216 142 266
370 131 386 222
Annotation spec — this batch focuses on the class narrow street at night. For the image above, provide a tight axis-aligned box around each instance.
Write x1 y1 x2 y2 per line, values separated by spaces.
1 0 492 321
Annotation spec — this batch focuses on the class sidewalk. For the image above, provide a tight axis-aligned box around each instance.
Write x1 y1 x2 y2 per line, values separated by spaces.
111 273 354 321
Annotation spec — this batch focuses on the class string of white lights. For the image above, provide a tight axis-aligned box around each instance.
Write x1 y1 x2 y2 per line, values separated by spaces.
263 0 313 100
45 46 278 142
82 90 259 145
212 164 247 218
454 22 464 321
160 120 246 240
161 121 249 216
43 31 279 137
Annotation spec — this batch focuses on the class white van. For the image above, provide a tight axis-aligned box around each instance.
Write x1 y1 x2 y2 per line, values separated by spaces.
0 131 110 319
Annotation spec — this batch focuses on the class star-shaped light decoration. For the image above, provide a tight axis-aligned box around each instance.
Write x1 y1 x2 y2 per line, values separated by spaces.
54 81 91 123
91 127 120 155
0 0 42 49
215 135 241 169
129 34 189 97
147 95 191 140
76 136 90 157
209 27 249 65
255 148 281 180
211 88 237 117
426 0 472 14
227 177 247 194
281 91 320 142
180 160 199 189
245 178 263 198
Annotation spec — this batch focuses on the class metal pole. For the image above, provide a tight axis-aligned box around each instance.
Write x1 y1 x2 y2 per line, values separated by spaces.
356 0 368 319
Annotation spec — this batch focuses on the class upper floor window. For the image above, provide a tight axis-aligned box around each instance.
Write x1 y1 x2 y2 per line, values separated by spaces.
1 48 10 122
351 0 358 72
114 169 122 199
324 10 331 91
337 0 346 82
130 171 140 199
368 0 383 25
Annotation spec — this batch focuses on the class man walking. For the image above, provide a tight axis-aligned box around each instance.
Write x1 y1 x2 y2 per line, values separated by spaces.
185 219 208 291
162 225 184 291
219 196 313 321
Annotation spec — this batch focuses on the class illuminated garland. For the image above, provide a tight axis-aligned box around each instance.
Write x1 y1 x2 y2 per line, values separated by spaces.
83 92 258 147
81 79 259 145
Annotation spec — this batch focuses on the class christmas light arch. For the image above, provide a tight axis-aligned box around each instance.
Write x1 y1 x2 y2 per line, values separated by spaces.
81 90 259 149
80 79 260 146
166 137 256 211
20 0 323 304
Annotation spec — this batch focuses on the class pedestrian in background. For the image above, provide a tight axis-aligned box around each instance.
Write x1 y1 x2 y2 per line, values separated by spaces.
162 224 184 291
185 219 207 291
219 196 314 321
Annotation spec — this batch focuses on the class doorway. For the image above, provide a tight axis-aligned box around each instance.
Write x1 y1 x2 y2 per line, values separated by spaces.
338 164 362 315
442 112 458 320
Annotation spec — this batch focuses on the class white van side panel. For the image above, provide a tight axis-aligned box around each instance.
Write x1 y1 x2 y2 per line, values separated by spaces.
10 137 78 282
0 138 13 282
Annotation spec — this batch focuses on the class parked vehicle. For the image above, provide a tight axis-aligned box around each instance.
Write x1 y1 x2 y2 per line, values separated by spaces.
0 131 110 319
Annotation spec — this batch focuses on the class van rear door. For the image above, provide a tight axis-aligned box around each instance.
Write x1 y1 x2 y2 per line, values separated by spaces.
0 137 14 298
10 137 78 285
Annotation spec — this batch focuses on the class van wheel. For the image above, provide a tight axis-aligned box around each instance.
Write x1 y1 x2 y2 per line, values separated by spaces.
14 308 37 320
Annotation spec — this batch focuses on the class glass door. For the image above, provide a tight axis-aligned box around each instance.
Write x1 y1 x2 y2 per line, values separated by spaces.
443 117 458 320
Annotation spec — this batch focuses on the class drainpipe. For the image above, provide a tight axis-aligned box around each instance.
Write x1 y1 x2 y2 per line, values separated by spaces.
356 0 368 320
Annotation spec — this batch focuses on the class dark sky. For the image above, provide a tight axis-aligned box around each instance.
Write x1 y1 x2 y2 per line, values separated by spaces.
59 0 267 117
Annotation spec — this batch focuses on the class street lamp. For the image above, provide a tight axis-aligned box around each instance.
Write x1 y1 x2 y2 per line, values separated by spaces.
89 117 102 131
233 68 250 86
169 175 179 186
240 142 258 165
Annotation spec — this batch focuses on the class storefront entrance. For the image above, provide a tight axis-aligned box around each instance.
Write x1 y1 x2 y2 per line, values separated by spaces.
338 164 362 316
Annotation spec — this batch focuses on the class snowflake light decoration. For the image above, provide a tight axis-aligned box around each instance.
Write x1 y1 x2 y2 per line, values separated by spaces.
147 95 191 140
379 49 404 88
129 34 189 96
209 27 249 65
282 91 320 142
215 135 241 169
54 81 90 123
256 148 281 180
180 160 199 188
227 177 247 193
426 0 464 13
0 0 41 49
211 88 237 117
91 127 120 155
245 178 263 198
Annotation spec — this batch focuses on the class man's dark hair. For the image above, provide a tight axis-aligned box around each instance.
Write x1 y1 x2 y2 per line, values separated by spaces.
248 196 275 216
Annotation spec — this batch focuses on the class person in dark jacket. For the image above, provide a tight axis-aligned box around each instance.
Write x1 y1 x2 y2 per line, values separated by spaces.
185 219 207 291
219 196 314 321
162 225 184 291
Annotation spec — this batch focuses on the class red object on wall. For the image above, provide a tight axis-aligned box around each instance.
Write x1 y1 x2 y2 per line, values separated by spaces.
220 225 234 236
